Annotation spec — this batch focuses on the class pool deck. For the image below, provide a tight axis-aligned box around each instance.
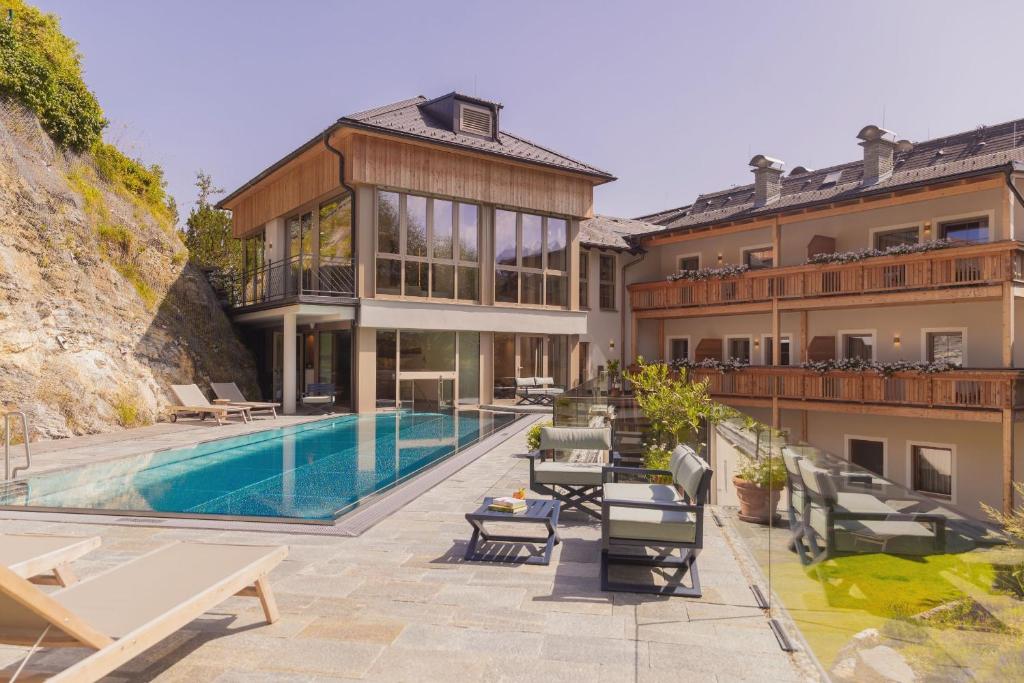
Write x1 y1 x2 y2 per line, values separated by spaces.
0 418 819 682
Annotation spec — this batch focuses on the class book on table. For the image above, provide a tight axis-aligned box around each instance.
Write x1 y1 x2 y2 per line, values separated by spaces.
488 496 527 513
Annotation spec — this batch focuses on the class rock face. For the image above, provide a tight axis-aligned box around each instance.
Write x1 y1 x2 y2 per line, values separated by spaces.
0 97 257 439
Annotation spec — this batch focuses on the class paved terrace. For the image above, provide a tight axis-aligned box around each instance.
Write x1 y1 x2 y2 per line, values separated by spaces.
0 418 817 682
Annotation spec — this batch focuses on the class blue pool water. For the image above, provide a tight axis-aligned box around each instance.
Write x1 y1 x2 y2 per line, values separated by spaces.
0 411 519 522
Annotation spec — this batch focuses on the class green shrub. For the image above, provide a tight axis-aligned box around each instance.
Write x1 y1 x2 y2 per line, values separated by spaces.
0 1 106 151
111 388 150 428
92 141 174 228
526 420 552 451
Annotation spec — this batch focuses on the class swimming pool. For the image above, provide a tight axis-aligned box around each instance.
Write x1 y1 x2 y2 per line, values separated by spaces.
0 410 520 523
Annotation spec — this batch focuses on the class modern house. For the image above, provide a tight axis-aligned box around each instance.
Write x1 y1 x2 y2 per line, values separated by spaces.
622 119 1024 516
217 93 614 414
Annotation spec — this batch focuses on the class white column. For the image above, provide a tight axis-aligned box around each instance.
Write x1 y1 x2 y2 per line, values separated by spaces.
283 311 297 414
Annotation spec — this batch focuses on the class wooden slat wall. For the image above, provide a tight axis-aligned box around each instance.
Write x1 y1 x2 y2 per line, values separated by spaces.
347 133 595 219
228 146 339 237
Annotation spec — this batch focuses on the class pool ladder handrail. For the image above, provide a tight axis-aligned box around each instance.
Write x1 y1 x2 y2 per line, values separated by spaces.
3 411 31 480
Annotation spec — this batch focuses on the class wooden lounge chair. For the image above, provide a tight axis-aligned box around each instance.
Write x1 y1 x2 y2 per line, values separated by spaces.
169 384 251 425
600 444 712 597
0 541 287 682
1 534 101 587
526 426 615 519
211 382 280 418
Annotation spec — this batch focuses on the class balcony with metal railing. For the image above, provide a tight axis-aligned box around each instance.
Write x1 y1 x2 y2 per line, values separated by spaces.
226 255 356 311
629 240 1024 313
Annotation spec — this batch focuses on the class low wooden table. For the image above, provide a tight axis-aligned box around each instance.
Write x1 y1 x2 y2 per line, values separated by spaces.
464 498 561 565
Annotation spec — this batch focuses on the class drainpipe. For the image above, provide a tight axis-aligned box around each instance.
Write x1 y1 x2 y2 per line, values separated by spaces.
620 251 647 365
322 129 357 407
1005 167 1024 218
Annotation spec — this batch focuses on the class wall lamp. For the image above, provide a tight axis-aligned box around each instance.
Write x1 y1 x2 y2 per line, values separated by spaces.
893 333 901 347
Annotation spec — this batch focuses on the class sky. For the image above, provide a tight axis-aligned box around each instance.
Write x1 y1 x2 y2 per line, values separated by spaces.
32 0 1024 222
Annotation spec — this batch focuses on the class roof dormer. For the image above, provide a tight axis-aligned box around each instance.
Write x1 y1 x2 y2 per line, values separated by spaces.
419 92 501 141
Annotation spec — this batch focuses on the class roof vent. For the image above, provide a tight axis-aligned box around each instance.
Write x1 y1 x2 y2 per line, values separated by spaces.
459 104 494 138
857 124 897 186
821 170 843 187
749 154 785 207
790 165 814 176
896 139 914 154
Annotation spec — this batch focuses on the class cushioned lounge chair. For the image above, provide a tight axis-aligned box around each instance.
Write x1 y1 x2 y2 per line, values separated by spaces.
169 384 251 425
210 382 280 418
526 426 615 519
797 459 947 564
301 383 336 414
0 541 286 682
515 377 564 405
1 534 101 587
600 444 711 597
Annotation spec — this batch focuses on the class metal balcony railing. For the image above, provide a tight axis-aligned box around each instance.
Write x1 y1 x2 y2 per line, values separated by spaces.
228 256 355 309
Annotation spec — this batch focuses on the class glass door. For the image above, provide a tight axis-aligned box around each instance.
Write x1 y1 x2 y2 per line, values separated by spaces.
519 335 545 378
399 373 455 412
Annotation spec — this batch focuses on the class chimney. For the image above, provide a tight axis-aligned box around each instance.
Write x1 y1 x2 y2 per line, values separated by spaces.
857 125 897 185
749 155 785 207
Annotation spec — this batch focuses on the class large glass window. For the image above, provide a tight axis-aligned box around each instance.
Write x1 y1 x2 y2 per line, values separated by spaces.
318 195 352 260
842 333 874 361
579 251 590 309
940 217 989 243
493 209 570 308
375 330 397 408
458 332 480 405
874 226 919 250
727 337 751 363
743 246 774 269
399 330 456 371
375 190 480 301
849 438 885 477
912 444 953 498
599 254 616 311
669 338 689 362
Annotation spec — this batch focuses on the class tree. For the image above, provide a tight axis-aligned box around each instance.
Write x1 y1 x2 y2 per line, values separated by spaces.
183 171 240 274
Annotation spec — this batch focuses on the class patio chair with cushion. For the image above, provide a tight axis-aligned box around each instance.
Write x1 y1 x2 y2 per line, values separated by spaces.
600 444 712 597
1 534 101 587
301 383 336 414
781 446 813 563
0 541 287 682
210 382 280 418
169 384 251 425
797 458 947 564
526 426 615 519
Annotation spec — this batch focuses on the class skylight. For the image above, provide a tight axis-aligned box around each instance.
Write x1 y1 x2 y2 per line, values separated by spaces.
821 171 843 187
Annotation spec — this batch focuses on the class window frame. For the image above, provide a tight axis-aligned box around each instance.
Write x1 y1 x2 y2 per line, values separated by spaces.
760 334 792 366
837 329 877 362
579 250 590 310
723 334 753 363
844 434 888 478
374 189 481 302
907 441 957 502
666 336 691 363
741 244 774 270
920 327 968 365
868 223 921 250
492 208 570 309
598 253 617 311
937 214 992 244
676 253 701 272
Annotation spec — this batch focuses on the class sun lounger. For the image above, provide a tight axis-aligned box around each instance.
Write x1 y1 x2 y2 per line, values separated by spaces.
1 534 101 587
211 382 280 418
515 377 564 405
169 384 251 425
0 541 287 682
301 383 336 414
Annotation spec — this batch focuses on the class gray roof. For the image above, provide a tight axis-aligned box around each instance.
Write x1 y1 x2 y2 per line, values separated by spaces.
636 117 1024 238
340 94 614 180
579 215 663 251
219 92 613 208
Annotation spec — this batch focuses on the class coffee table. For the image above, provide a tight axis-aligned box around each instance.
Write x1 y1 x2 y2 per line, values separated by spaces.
464 498 561 565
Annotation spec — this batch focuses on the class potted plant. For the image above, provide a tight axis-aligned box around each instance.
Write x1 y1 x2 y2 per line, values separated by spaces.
732 416 787 523
607 359 621 396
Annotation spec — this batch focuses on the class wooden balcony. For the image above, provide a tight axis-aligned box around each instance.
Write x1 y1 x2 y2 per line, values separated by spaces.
629 241 1024 313
687 366 1024 418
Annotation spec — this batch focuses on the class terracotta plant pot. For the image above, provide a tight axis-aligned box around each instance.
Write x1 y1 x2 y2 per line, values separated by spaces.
733 476 782 524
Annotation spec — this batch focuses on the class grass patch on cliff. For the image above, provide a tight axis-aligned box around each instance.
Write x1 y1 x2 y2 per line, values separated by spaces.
110 387 151 428
68 164 158 310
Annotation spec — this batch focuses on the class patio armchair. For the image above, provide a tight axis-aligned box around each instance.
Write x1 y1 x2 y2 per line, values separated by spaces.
526 426 615 519
301 382 336 414
781 446 813 563
797 458 947 565
599 444 712 597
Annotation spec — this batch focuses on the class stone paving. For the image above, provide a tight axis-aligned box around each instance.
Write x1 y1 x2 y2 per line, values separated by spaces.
0 420 817 682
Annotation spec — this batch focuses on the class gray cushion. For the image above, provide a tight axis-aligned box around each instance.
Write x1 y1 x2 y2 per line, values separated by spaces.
539 427 612 452
781 448 804 477
537 377 555 386
798 459 837 503
516 377 538 388
671 447 709 502
604 482 682 504
533 462 603 486
607 505 696 544
809 499 939 555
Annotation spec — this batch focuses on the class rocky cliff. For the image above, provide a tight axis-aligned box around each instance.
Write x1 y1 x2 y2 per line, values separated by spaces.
0 97 257 439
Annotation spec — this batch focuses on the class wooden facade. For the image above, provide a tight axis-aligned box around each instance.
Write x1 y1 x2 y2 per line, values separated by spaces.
223 127 601 237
